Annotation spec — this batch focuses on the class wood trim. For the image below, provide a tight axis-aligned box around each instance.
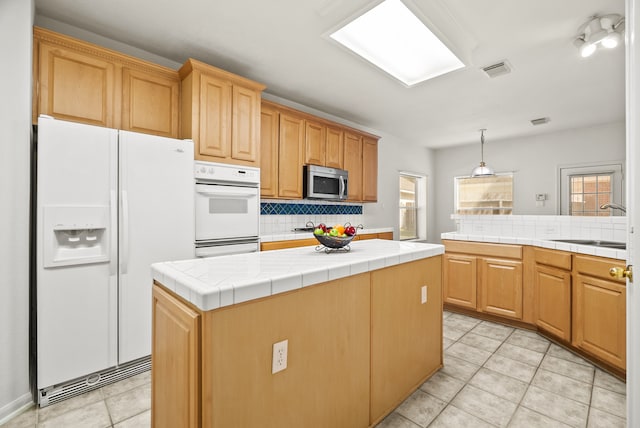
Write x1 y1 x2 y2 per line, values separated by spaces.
443 240 522 259
179 58 265 91
34 27 179 77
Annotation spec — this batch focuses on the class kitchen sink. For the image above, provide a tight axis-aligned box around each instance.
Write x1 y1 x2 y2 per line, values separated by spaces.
551 239 626 250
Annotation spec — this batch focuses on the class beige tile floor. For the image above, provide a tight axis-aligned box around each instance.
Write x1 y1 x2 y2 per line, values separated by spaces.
1 311 627 427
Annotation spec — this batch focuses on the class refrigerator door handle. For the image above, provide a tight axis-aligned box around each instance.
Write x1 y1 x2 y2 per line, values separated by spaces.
110 190 117 276
121 190 129 274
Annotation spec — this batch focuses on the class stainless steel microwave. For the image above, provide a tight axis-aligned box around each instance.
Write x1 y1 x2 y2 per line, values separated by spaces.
303 165 348 200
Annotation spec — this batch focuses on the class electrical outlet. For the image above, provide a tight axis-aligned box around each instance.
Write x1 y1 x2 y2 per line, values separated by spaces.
421 285 427 304
272 339 288 374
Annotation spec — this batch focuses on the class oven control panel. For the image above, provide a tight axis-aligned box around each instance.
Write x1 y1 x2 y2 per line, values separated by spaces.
194 161 260 185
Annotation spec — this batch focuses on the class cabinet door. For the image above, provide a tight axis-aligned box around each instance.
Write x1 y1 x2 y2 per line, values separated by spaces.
231 85 260 163
534 264 571 341
362 137 378 202
370 257 442 424
325 126 344 169
260 103 279 198
343 132 363 201
479 258 523 319
38 42 116 127
304 120 326 166
121 68 179 138
152 284 200 428
198 73 232 158
443 254 477 310
278 113 305 198
573 274 626 369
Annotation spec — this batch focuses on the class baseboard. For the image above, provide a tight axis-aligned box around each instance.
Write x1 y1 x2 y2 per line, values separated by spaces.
0 393 34 425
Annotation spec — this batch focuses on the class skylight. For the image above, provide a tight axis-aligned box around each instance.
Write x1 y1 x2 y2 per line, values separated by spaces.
329 0 464 86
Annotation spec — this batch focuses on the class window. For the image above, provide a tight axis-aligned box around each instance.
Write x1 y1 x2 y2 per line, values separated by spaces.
399 175 418 240
455 174 513 215
569 174 612 216
559 163 623 216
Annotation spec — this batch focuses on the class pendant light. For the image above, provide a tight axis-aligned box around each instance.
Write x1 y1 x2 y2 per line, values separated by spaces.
471 129 495 177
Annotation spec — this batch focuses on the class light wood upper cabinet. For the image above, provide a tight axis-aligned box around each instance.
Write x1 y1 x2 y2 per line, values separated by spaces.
121 67 180 138
179 58 265 166
304 119 326 166
325 126 344 169
278 112 306 198
36 35 117 128
572 255 626 370
343 132 363 201
34 27 180 138
260 103 279 198
362 137 378 202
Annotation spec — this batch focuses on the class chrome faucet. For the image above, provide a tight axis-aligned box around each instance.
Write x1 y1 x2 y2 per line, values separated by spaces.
600 203 627 213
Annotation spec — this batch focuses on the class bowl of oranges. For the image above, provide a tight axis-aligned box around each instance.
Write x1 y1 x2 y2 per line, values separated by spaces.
310 222 362 250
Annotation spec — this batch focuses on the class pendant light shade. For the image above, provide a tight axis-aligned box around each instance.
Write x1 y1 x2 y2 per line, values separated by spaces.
471 129 494 177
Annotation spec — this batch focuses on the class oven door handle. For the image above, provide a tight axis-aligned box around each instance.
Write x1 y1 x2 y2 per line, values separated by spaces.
195 184 257 198
198 192 257 199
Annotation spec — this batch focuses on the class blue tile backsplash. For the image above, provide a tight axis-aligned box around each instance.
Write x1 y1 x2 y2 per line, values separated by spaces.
260 200 365 235
261 202 362 216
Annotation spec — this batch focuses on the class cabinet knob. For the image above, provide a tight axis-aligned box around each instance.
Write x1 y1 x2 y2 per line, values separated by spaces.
609 265 633 282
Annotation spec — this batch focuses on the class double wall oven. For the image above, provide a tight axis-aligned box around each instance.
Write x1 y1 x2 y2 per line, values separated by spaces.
194 161 260 257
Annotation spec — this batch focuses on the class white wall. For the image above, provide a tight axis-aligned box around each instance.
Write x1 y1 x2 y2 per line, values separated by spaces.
433 122 626 240
0 0 34 421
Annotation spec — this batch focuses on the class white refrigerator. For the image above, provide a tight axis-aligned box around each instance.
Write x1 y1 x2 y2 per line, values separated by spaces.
35 116 194 401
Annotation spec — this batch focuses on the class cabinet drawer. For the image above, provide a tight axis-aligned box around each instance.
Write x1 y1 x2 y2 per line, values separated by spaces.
574 255 625 283
534 248 572 270
443 240 522 259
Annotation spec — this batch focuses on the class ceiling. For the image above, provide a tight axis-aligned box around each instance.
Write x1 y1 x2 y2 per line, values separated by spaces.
34 0 625 148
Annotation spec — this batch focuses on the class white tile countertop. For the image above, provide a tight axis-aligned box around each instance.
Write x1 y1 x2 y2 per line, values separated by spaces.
441 232 627 260
260 227 394 242
152 239 443 312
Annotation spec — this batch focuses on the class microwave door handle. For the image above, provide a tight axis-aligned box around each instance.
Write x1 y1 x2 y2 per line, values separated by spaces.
339 176 345 199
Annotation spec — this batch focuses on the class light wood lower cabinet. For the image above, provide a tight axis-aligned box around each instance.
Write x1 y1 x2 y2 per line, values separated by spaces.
370 257 442 424
443 254 477 310
479 258 523 319
152 285 200 428
442 241 524 321
534 248 572 341
573 255 626 370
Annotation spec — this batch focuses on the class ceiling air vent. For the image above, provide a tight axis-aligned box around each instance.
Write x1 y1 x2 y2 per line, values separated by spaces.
481 61 511 78
530 117 550 126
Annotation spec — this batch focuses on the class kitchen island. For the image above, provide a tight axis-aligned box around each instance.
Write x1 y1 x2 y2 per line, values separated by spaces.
150 239 444 428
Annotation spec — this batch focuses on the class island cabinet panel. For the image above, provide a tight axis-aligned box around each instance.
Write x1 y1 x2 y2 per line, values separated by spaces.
370 257 442 425
443 254 477 310
37 40 117 128
151 284 201 428
343 132 363 201
259 103 279 197
277 112 306 198
572 254 626 370
201 274 371 428
479 258 523 320
121 67 180 138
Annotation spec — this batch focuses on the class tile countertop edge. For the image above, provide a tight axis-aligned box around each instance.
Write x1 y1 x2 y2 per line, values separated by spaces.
260 227 394 243
152 239 443 312
440 232 627 260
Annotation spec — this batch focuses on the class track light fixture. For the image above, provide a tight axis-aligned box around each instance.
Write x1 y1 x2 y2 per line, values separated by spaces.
574 14 625 58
